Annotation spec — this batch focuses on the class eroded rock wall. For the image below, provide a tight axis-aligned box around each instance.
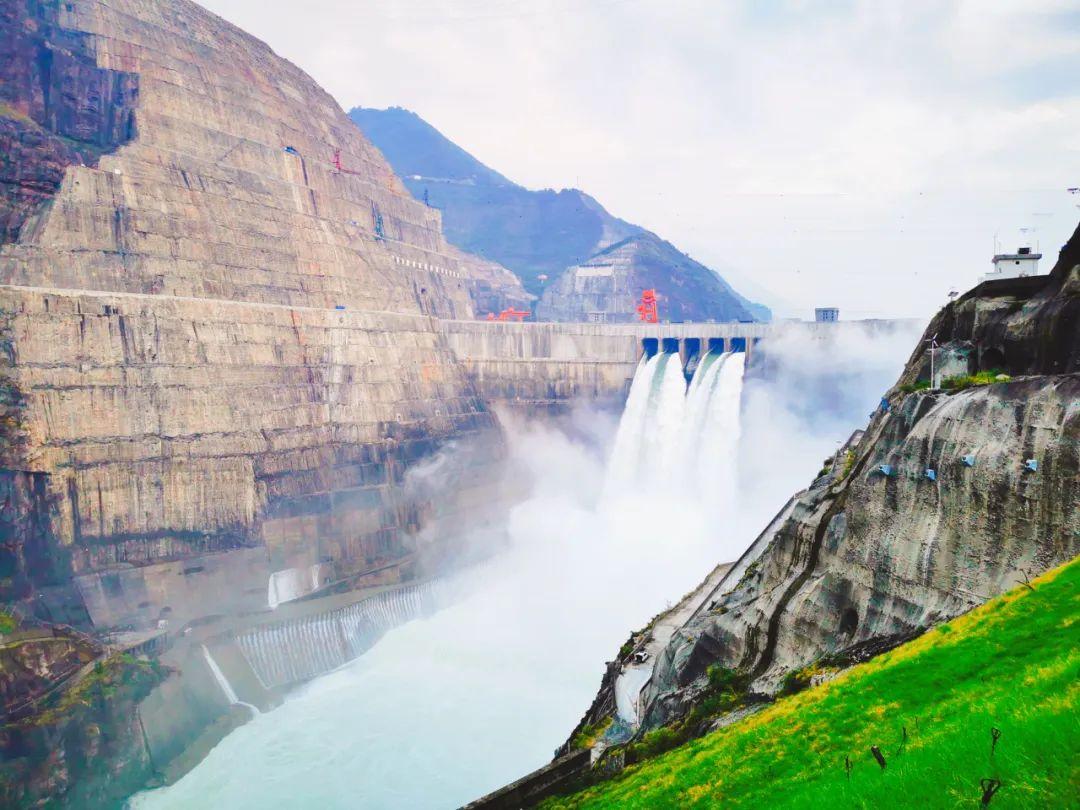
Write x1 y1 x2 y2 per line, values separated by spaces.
642 225 1080 727
0 0 139 243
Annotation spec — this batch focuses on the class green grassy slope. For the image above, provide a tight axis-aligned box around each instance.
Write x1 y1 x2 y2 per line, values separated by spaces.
546 557 1080 809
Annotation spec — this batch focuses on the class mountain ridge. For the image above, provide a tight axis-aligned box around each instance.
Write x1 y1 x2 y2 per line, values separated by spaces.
349 106 769 322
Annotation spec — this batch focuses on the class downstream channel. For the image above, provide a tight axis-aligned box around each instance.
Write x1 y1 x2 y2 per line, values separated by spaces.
133 326 916 809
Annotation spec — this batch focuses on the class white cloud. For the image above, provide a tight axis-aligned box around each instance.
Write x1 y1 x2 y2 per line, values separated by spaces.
199 0 1080 318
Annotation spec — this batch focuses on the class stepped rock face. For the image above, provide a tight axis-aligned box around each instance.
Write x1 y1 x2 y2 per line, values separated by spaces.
0 0 506 628
537 233 755 324
642 224 1080 726
0 0 139 242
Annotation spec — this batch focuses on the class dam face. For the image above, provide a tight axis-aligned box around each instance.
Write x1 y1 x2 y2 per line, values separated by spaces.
439 319 906 411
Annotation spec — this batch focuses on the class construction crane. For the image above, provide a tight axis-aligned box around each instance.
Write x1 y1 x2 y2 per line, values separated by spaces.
637 289 659 323
485 308 530 322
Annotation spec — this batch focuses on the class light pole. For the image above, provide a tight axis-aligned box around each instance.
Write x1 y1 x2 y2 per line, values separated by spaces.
925 333 939 388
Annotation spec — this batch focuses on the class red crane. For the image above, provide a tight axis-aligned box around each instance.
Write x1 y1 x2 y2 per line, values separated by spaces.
332 148 363 176
485 308 530 321
637 289 659 323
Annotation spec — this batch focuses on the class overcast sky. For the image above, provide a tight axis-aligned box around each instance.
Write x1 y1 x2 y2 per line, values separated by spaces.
201 0 1079 319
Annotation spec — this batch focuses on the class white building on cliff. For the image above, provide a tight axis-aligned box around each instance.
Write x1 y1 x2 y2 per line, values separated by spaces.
981 245 1042 284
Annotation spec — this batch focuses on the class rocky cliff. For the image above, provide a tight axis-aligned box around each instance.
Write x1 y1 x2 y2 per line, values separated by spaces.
638 223 1080 726
0 0 139 243
0 0 519 633
349 106 768 321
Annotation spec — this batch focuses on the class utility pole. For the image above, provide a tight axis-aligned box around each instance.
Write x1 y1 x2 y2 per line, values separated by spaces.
925 333 939 388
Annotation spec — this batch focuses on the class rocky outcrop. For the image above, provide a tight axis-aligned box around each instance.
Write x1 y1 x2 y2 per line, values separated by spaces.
0 627 99 719
899 227 1080 381
0 652 169 809
640 223 1080 727
0 0 139 244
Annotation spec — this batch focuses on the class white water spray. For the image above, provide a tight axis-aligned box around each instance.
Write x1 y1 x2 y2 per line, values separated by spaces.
607 349 745 509
604 354 661 494
606 349 745 725
651 353 691 481
201 645 240 704
694 352 745 518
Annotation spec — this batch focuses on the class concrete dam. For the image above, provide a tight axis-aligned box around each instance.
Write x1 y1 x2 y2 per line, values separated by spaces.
438 318 877 407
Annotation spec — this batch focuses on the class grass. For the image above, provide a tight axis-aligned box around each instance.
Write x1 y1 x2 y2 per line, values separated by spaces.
899 369 1011 395
942 369 1011 391
572 718 614 751
817 450 855 481
621 666 749 765
898 379 931 394
0 609 16 636
839 449 856 480
778 661 840 697
543 556 1080 809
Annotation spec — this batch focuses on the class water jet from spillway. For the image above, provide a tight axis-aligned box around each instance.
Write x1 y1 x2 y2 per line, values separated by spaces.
606 349 745 513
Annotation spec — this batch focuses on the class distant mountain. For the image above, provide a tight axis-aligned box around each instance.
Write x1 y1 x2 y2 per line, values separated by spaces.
537 233 760 323
350 106 768 322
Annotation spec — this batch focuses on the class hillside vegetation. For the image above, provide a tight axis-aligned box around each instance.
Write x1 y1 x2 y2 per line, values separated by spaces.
545 556 1080 809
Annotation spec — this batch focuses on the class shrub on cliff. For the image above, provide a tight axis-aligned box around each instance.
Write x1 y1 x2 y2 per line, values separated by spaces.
25 652 168 727
0 609 16 635
623 666 750 766
942 369 1010 391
